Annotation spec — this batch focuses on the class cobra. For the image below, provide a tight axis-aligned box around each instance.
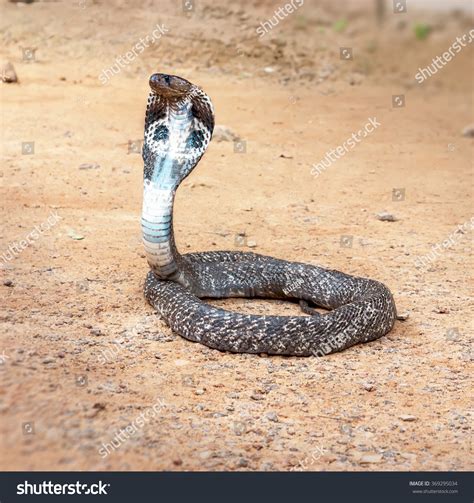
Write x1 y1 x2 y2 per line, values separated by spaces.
141 73 397 356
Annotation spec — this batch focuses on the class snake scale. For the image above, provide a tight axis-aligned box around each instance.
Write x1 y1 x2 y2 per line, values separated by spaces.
141 73 397 356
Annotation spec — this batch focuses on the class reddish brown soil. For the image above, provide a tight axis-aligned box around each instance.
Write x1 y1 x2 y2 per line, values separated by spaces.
0 0 472 471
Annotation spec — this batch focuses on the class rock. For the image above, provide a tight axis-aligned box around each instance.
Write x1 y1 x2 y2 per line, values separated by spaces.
376 211 398 222
79 163 100 170
67 229 84 240
362 383 375 392
266 411 279 422
213 125 240 142
359 453 383 463
348 73 364 86
173 458 183 466
397 312 410 321
90 327 102 336
400 414 417 422
86 402 106 418
1 62 18 83
461 124 474 137
318 64 335 79
3 280 13 287
174 359 190 367
42 357 56 364
195 388 205 395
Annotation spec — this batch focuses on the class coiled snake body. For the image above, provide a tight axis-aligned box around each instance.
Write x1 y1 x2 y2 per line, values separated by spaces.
142 73 397 356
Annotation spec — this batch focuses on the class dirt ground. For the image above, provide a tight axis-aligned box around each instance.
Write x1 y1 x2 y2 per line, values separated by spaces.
0 0 472 471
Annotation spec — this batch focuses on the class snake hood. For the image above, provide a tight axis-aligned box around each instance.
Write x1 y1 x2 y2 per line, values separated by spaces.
142 73 214 185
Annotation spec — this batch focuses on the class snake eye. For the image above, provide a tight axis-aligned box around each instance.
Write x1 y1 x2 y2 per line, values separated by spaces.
186 130 205 149
153 125 169 142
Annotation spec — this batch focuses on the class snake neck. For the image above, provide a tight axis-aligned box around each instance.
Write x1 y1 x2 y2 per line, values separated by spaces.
141 104 195 280
141 180 180 280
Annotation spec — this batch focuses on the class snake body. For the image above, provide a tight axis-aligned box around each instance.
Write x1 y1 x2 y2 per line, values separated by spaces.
141 73 397 356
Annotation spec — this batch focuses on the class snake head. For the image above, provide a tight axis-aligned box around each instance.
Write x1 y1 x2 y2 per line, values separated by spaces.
146 73 214 130
149 73 193 100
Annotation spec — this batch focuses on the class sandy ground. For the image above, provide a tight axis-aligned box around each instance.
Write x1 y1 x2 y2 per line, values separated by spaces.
0 0 473 471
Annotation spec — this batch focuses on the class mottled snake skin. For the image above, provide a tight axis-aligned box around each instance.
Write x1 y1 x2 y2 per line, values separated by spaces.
141 73 397 356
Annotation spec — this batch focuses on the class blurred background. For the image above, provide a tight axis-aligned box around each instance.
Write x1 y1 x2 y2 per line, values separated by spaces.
1 0 473 90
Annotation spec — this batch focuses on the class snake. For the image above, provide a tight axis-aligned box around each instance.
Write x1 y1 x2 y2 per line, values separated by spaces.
141 73 397 356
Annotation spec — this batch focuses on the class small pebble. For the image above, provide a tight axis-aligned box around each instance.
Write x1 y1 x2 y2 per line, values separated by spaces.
376 211 398 222
362 383 375 392
213 125 240 142
462 124 474 137
266 411 279 422
359 453 382 463
400 414 417 422
3 280 13 287
1 62 18 83
79 163 100 170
